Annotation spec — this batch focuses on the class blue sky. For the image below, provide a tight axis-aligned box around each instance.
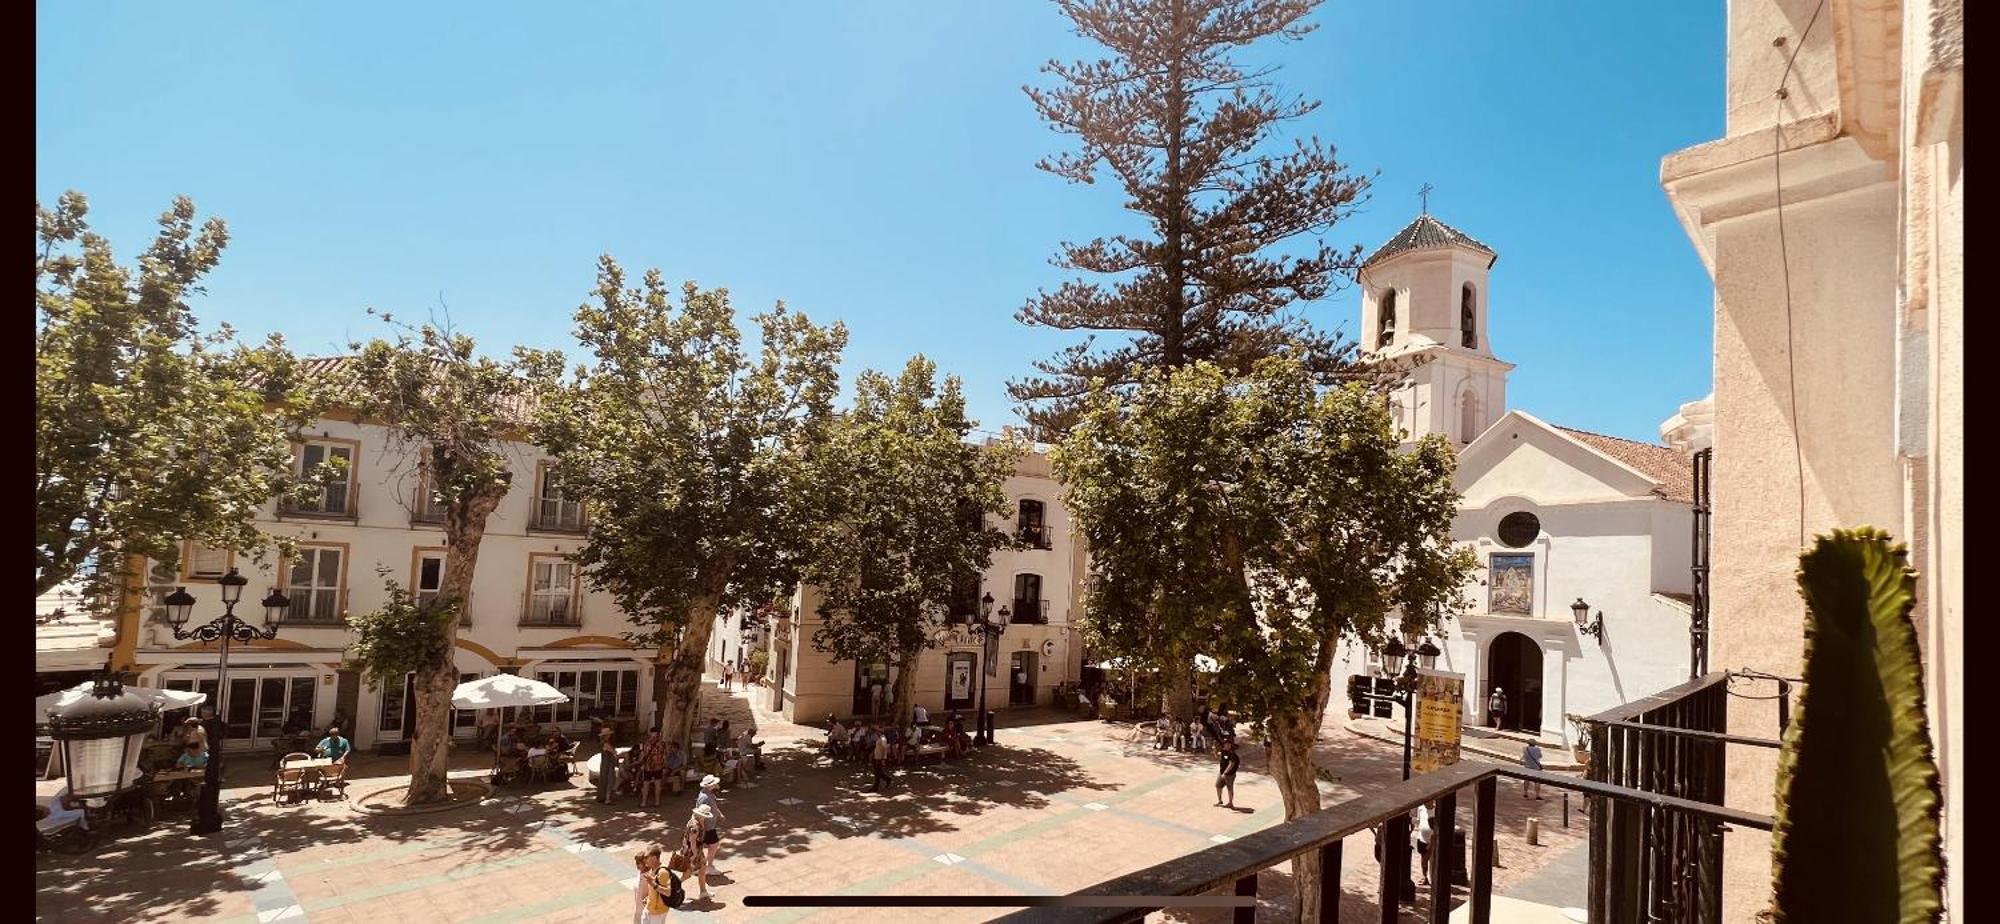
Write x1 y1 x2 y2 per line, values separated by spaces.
37 2 1723 443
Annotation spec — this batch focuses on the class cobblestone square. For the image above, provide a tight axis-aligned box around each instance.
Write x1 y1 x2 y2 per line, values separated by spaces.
36 691 1586 923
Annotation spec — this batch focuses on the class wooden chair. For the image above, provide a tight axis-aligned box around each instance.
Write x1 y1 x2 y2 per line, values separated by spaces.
273 757 311 804
315 762 349 800
526 753 557 785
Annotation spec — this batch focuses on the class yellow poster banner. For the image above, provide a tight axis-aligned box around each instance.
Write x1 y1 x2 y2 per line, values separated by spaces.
1411 668 1465 776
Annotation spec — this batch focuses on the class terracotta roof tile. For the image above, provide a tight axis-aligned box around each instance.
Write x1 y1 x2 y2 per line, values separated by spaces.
1362 214 1498 268
297 355 540 424
1553 425 1694 504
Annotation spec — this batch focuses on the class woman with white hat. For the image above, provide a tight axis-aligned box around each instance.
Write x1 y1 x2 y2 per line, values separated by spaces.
683 802 716 901
694 775 726 877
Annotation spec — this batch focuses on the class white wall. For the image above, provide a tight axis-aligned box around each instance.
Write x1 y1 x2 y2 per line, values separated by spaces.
1331 418 1696 747
132 416 654 749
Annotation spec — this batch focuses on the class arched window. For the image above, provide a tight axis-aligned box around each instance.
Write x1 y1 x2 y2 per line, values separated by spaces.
1461 284 1478 349
1460 391 1481 443
1378 289 1397 348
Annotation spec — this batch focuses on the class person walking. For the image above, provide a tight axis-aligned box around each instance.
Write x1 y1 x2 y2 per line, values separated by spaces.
1214 736 1241 808
1414 802 1435 886
869 722 893 791
682 807 714 902
637 728 667 808
1522 739 1544 799
596 724 619 806
1488 687 1508 730
632 844 669 923
695 776 727 875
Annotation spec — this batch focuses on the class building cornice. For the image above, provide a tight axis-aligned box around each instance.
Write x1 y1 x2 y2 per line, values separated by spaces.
1659 111 1893 273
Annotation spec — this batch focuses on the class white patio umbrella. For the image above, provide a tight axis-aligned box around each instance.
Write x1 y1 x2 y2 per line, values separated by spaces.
35 682 205 725
451 674 569 710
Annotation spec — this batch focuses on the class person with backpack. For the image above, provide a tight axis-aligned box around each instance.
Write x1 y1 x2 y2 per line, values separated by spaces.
642 841 686 918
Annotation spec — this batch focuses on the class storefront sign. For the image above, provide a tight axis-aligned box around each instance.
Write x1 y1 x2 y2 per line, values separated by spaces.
949 658 973 702
1411 668 1465 776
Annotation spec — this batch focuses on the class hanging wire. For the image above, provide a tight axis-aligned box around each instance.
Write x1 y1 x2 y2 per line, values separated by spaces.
1771 0 1829 549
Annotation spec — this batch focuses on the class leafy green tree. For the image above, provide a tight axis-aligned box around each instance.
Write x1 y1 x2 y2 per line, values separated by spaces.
1055 359 1472 923
529 257 847 748
802 357 1019 725
1012 0 1378 437
36 191 317 605
337 316 533 804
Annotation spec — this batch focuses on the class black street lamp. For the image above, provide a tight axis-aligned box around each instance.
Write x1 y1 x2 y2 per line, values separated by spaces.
163 568 290 834
968 591 1011 746
1370 637 1442 781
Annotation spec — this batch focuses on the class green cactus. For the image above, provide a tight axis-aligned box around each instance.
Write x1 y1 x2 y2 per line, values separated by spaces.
1769 528 1944 923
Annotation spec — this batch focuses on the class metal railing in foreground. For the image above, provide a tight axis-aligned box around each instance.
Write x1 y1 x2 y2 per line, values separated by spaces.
994 760 1772 924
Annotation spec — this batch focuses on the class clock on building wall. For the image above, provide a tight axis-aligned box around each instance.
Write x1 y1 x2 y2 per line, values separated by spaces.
1041 639 1057 658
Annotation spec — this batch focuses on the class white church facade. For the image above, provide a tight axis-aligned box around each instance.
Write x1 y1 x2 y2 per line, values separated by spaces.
1334 213 1702 749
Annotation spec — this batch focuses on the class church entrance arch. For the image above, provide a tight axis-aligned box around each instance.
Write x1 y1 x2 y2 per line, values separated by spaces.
1486 632 1544 733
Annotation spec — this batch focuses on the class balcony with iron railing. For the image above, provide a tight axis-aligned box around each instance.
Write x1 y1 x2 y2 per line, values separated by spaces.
998 671 1767 924
278 482 357 520
530 499 587 534
1012 598 1051 624
276 588 347 625
1019 522 1055 550
520 595 581 628
411 487 446 525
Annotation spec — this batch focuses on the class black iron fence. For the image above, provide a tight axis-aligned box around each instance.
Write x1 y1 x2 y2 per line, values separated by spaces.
997 758 1771 924
1583 671 1763 923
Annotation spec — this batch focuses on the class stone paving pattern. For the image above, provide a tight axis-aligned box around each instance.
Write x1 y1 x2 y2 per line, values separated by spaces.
35 680 1586 923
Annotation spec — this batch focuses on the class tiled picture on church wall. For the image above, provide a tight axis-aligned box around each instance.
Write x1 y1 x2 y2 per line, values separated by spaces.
1490 553 1533 615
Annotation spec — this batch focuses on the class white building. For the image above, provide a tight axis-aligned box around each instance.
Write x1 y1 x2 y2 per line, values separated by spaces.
117 358 660 751
717 444 1085 724
1335 213 1700 746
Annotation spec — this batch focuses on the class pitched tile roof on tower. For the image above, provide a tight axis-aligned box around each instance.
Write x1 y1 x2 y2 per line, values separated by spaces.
1553 425 1694 504
1362 214 1499 268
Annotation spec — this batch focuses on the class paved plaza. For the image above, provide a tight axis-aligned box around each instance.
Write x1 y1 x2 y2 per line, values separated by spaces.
35 687 1586 923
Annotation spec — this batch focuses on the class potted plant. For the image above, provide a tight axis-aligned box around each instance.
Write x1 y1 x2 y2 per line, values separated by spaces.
1565 713 1592 767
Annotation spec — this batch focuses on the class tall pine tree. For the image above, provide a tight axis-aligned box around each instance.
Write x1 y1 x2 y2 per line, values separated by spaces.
1012 0 1377 437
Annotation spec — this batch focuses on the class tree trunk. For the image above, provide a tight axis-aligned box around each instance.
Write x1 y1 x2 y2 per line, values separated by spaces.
656 592 723 751
1167 667 1196 723
1268 708 1329 923
405 474 505 806
889 650 920 726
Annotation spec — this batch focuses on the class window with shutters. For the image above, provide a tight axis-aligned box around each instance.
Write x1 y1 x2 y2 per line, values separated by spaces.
283 545 347 622
531 463 585 533
286 439 357 517
524 554 580 626
182 542 232 581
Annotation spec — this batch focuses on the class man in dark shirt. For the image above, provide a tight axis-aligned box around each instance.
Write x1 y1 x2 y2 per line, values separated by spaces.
191 704 228 834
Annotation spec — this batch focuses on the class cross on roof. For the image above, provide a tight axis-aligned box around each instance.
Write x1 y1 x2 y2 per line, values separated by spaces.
1418 183 1435 214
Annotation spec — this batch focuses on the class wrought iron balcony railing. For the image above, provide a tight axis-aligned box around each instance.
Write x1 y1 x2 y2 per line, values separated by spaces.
1019 522 1054 550
1012 599 1051 624
996 759 1772 924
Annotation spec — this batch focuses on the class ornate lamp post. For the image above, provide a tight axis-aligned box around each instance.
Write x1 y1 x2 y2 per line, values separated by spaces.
1373 637 1442 781
1571 597 1605 644
162 568 290 834
968 592 1011 746
46 676 161 803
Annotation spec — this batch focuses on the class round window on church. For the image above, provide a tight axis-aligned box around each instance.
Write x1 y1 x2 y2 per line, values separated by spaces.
1497 512 1540 548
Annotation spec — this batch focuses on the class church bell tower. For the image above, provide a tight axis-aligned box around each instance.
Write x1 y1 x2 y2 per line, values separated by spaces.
1359 209 1514 446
